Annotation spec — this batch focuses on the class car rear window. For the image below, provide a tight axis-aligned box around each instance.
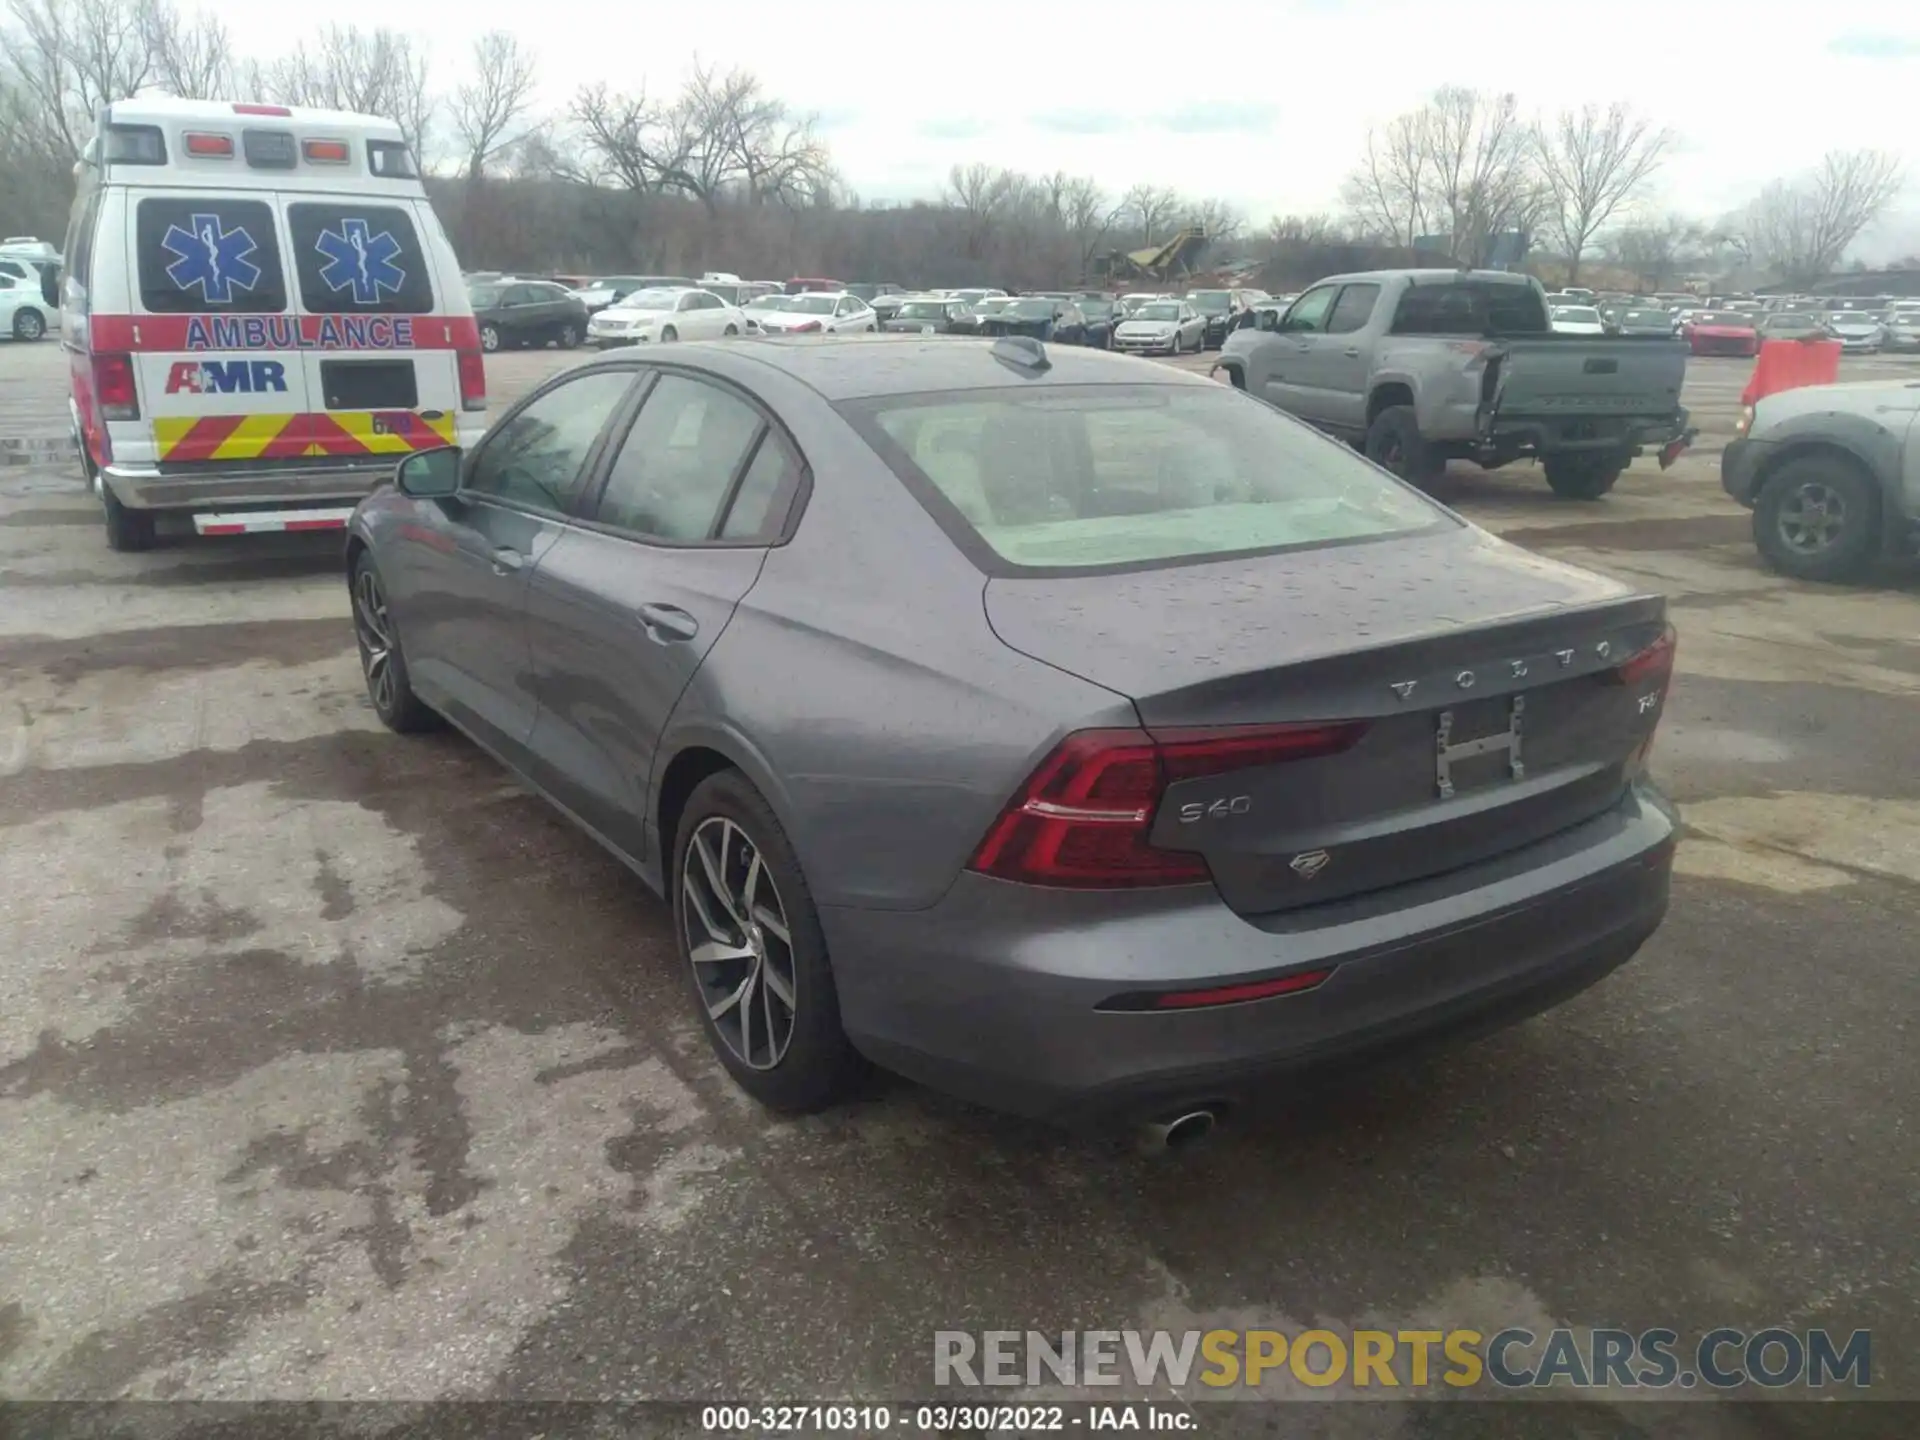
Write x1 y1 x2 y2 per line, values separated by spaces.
843 385 1449 574
1391 281 1548 336
136 197 287 314
286 202 433 314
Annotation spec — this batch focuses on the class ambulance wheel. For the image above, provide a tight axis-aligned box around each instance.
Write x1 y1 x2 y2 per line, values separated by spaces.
557 323 581 349
100 483 156 553
479 323 503 353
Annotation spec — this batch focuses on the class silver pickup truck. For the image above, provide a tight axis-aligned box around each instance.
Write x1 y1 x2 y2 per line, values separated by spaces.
1213 269 1695 499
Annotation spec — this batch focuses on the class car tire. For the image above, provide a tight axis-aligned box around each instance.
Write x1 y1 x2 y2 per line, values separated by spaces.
1364 405 1443 486
13 307 46 342
1752 455 1879 584
673 769 865 1113
479 323 502 353
723 323 738 337
661 325 678 343
558 323 581 349
1543 454 1627 500
100 482 156 552
350 552 443 733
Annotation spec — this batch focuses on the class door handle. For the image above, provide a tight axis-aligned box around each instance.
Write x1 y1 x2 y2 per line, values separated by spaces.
635 603 699 643
490 546 525 575
1294 342 1312 353
1343 346 1361 358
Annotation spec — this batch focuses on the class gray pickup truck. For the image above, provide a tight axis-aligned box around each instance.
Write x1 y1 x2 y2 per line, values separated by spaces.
1213 269 1695 499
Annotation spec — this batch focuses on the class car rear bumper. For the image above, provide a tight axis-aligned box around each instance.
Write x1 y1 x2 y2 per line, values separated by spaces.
822 783 1676 1127
102 456 399 511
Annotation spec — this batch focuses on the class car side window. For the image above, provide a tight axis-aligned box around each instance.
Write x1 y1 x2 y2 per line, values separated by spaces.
719 431 803 540
1281 285 1339 333
1326 283 1381 335
595 374 766 542
466 370 634 513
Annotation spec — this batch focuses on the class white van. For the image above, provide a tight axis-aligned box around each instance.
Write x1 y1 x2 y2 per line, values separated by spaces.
63 98 486 550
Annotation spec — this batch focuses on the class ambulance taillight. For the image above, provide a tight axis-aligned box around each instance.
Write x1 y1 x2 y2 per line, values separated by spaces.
93 354 139 422
457 349 487 413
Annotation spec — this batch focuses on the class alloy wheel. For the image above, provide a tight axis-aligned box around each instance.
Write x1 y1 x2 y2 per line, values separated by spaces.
353 569 397 713
1777 481 1846 555
683 816 797 1071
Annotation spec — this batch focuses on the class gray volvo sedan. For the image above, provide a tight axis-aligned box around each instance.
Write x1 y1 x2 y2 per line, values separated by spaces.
345 335 1678 1134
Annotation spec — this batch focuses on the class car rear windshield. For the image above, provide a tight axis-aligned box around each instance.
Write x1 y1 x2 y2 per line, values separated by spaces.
898 301 947 318
1554 307 1601 323
1134 303 1181 320
135 197 287 314
1693 312 1747 326
1390 281 1548 336
842 385 1448 574
1189 290 1231 309
286 203 432 314
1622 310 1667 324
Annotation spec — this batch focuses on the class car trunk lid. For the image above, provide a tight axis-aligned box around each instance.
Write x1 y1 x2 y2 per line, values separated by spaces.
984 528 1671 915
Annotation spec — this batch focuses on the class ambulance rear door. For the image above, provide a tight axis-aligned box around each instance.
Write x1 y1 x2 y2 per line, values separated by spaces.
281 195 461 462
122 190 312 469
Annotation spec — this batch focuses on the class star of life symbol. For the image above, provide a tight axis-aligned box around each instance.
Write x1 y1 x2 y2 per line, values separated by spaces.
160 213 263 304
315 218 406 304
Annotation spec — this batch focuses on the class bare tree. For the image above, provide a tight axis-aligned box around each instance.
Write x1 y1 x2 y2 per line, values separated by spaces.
1421 87 1535 265
1118 183 1182 246
570 83 673 193
143 3 232 99
1533 103 1671 285
4 0 155 158
259 25 432 156
1187 197 1243 249
945 162 1016 259
1060 176 1119 274
450 31 536 183
1608 214 1705 291
1341 111 1432 248
1741 150 1906 285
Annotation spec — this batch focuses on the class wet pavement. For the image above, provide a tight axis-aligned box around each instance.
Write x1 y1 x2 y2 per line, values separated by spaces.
1 337 1916 1431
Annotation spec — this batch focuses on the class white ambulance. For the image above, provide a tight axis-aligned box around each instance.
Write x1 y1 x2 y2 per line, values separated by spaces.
62 98 487 550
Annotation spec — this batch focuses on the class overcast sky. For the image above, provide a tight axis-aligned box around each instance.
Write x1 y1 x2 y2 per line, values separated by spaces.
211 0 1920 258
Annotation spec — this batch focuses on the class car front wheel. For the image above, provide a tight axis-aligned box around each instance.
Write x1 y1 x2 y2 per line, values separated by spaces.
479 323 502 353
1753 455 1879 583
674 770 864 1112
13 308 46 342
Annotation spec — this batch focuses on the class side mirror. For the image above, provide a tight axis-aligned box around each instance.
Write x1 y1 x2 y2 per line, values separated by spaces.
396 446 462 498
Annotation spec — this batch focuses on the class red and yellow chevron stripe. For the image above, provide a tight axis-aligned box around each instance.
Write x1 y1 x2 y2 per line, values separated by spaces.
153 411 457 463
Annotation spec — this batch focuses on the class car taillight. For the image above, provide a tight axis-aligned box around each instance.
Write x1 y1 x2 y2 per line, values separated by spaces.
1607 625 1677 690
969 722 1367 889
456 348 486 412
1602 625 1678 770
92 353 139 421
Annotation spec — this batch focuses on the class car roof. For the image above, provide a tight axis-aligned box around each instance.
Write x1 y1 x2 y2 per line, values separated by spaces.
681 334 1220 401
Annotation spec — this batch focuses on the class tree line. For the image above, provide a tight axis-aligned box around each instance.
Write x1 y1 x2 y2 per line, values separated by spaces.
1 0 1907 291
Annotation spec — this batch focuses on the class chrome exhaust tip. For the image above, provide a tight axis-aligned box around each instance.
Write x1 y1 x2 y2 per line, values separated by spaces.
1138 1107 1222 1154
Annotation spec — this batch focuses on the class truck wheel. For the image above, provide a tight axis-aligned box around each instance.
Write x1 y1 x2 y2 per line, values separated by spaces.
1753 456 1879 584
100 482 156 552
1543 454 1626 500
1364 405 1442 485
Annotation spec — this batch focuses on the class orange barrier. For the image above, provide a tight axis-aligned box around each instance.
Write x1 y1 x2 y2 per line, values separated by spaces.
1740 337 1841 406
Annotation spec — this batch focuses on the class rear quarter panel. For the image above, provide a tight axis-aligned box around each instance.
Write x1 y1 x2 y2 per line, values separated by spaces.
659 366 1136 911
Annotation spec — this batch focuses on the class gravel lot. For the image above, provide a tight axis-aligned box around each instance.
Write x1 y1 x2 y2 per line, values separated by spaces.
2 334 1917 1428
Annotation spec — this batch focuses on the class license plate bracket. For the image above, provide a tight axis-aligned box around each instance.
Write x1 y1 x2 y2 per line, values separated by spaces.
1436 696 1525 799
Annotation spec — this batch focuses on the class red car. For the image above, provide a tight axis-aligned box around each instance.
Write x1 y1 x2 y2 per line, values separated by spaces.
1685 310 1761 357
